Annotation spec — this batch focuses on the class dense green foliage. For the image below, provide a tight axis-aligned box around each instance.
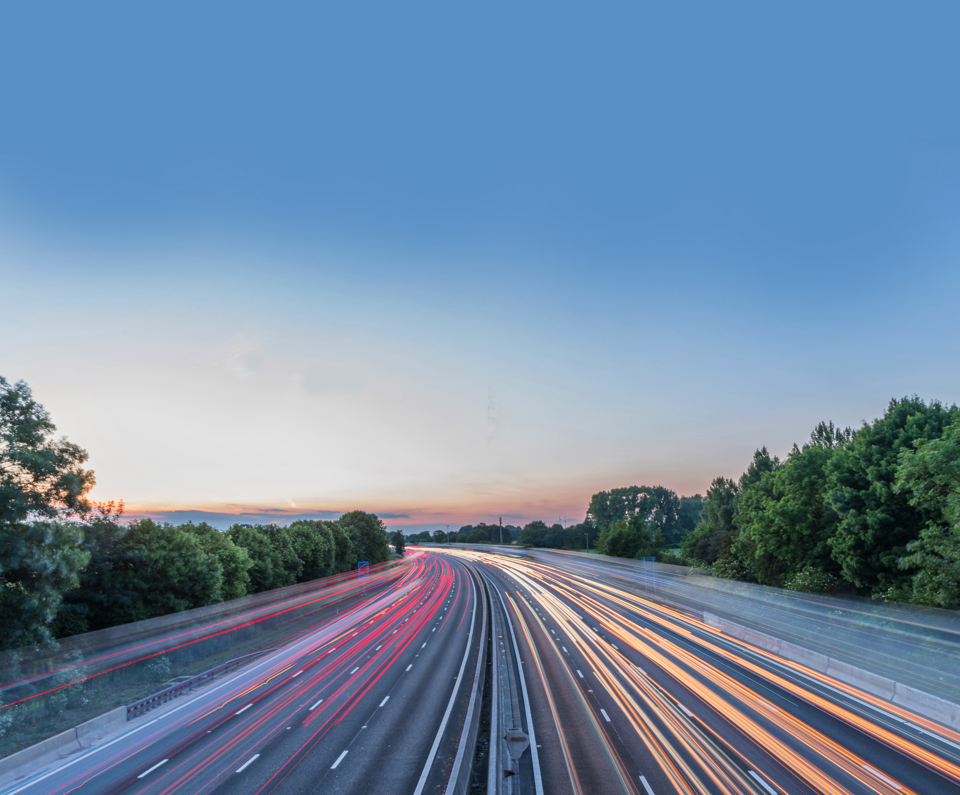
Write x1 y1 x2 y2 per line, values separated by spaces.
288 520 336 581
1 378 95 648
678 399 960 606
0 378 392 649
338 510 390 566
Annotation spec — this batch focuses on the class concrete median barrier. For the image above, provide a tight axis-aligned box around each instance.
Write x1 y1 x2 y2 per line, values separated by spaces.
702 611 960 730
0 706 127 779
894 683 960 731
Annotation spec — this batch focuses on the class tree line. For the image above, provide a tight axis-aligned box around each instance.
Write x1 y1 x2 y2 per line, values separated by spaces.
586 397 960 609
0 377 393 651
414 396 960 610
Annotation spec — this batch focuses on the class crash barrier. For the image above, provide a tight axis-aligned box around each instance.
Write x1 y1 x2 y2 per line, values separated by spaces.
0 706 127 779
126 649 273 718
703 611 960 730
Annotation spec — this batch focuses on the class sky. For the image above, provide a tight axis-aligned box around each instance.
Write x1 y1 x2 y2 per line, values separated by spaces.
2 2 959 532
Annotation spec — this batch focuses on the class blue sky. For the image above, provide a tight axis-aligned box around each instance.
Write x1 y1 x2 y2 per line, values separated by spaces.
2 2 959 531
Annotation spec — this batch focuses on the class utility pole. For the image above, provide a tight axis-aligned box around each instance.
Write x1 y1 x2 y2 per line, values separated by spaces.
499 517 503 545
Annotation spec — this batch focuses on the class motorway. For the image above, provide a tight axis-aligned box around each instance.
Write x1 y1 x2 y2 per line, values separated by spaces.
1 552 484 795
5 548 960 794
454 548 960 795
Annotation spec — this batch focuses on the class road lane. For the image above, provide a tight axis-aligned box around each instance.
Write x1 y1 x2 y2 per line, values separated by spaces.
450 548 960 795
1 553 485 795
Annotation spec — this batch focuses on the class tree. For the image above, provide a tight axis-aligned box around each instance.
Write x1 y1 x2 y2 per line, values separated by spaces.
54 507 138 636
330 521 357 573
647 486 682 545
677 495 704 536
228 524 299 593
1 377 95 649
390 530 406 556
601 515 659 559
339 511 389 565
78 520 223 626
186 522 253 599
587 486 657 530
895 420 960 607
262 525 303 586
739 446 782 492
734 428 844 588
827 397 958 596
680 477 739 564
288 520 336 581
432 529 448 544
518 520 548 547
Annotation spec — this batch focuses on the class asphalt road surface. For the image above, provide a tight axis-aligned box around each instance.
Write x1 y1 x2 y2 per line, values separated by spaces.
456 548 960 795
2 552 483 795
6 548 960 795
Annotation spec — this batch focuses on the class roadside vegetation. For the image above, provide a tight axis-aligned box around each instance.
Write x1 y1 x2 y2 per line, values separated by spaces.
423 397 960 610
0 376 393 652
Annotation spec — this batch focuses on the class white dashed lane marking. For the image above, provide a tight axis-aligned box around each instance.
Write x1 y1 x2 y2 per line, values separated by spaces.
236 754 260 774
137 759 168 779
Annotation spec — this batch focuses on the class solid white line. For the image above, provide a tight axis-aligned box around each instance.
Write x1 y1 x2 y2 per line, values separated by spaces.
236 754 260 773
292 669 304 677
576 669 583 678
309 699 323 710
331 750 348 769
406 664 413 671
412 571 477 795
350 667 359 674
235 703 253 715
678 703 693 717
379 696 390 707
600 708 611 722
861 765 901 790
137 759 169 779
639 775 655 795
748 770 777 794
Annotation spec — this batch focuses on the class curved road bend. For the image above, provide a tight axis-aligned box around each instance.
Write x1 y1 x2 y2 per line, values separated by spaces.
2 552 484 795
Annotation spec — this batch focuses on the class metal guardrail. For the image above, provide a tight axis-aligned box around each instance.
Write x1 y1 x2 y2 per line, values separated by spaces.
126 648 275 718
